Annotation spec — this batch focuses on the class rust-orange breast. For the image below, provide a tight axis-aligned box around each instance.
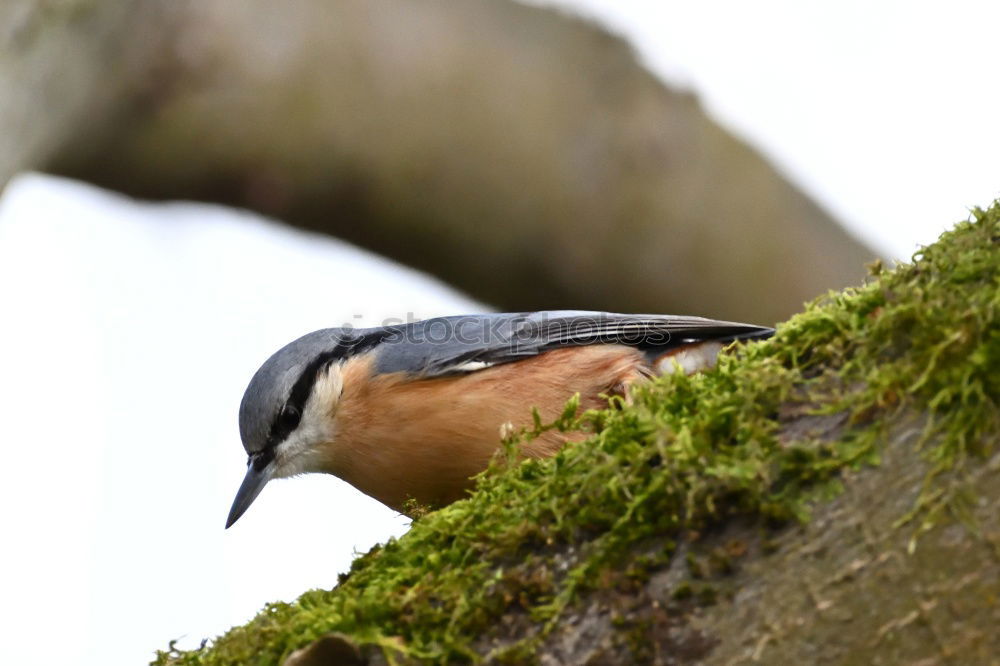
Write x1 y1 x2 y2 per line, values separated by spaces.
323 345 648 510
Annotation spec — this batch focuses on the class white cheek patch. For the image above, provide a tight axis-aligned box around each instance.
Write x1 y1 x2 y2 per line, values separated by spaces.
272 363 344 479
654 341 725 375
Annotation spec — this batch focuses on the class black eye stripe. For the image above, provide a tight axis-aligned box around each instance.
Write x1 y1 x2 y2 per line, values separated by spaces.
270 405 302 443
280 404 300 425
249 447 274 471
264 329 393 450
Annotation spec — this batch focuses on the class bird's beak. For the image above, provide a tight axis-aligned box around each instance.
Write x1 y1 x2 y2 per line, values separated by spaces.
226 455 274 529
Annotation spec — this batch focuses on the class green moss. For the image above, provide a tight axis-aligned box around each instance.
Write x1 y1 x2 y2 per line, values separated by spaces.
155 205 1000 665
671 582 694 602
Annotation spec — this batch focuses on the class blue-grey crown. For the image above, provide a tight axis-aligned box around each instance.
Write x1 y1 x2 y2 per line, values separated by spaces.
238 328 350 454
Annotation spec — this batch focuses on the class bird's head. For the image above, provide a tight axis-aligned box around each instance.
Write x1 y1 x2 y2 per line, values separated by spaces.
226 328 356 528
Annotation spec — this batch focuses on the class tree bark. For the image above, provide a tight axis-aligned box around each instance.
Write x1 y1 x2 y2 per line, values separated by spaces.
521 413 1000 665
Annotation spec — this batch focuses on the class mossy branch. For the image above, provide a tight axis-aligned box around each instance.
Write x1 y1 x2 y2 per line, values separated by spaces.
157 204 999 665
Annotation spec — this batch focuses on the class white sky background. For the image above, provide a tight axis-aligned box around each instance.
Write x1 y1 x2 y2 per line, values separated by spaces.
0 174 483 665
526 0 1000 259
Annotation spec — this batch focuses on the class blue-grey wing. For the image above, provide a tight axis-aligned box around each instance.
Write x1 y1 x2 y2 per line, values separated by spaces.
370 311 773 378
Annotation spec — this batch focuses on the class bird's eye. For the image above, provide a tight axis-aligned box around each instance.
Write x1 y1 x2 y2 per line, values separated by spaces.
278 405 301 431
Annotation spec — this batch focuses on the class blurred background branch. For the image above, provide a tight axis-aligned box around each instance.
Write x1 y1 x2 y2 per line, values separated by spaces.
1 0 873 322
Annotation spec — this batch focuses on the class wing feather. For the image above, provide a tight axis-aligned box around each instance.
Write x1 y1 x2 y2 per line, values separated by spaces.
371 311 773 378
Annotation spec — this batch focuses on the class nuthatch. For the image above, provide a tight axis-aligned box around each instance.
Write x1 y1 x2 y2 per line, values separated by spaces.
226 311 772 527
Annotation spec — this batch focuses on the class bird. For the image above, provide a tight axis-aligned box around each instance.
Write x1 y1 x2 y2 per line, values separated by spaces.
226 311 773 528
